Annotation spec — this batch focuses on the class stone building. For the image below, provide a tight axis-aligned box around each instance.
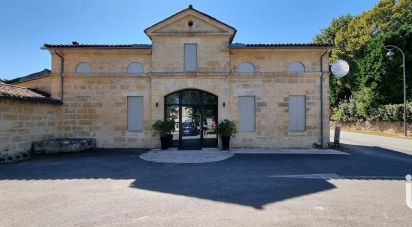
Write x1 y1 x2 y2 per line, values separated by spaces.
0 5 331 155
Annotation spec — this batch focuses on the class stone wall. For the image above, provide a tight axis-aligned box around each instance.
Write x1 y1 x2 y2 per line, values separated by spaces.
150 72 329 148
229 73 328 148
230 49 328 73
6 31 330 150
6 48 330 150
0 99 59 156
50 49 151 74
14 72 326 150
331 121 412 137
53 74 153 148
151 36 230 73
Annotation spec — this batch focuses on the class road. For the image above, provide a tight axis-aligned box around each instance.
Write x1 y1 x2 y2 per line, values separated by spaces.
331 130 412 155
1 146 412 226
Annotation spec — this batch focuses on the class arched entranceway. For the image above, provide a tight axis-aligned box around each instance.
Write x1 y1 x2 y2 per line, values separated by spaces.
165 89 218 150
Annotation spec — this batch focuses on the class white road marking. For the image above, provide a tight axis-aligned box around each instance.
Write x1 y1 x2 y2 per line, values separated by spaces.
269 174 405 180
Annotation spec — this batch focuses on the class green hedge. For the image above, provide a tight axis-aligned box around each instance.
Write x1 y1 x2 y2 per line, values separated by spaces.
332 98 412 122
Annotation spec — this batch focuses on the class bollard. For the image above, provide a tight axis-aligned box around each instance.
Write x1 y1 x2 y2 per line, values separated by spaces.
334 126 341 147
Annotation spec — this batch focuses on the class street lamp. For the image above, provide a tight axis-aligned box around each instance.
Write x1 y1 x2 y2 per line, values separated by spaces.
384 45 407 137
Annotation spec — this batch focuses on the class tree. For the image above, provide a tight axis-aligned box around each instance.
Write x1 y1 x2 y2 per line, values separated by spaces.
314 15 359 107
313 15 353 46
314 0 412 109
355 24 412 107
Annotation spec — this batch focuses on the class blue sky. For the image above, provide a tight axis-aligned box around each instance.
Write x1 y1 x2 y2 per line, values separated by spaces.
0 0 378 80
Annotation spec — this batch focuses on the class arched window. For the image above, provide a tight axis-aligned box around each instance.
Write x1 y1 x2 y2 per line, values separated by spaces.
127 62 144 74
288 62 305 73
238 62 255 74
75 62 92 74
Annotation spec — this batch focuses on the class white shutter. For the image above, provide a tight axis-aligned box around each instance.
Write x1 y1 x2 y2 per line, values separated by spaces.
288 96 306 131
128 96 144 131
184 44 197 71
238 96 256 132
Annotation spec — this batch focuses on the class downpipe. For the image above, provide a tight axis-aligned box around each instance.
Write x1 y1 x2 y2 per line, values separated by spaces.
54 50 64 103
319 48 329 148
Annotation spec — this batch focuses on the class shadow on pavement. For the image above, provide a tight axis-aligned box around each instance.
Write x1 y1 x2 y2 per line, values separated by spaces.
340 143 412 164
0 146 410 209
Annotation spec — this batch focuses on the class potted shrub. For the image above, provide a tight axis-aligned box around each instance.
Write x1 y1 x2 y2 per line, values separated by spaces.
152 120 175 150
216 119 237 150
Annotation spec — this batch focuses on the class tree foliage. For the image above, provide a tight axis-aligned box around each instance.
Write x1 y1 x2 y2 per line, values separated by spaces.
314 0 412 112
332 98 412 122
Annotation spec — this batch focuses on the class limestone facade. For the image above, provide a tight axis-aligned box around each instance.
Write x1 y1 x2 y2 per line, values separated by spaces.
0 99 58 156
2 5 331 154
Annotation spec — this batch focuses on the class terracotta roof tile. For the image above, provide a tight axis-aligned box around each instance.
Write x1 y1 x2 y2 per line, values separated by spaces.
229 43 333 49
43 44 151 49
12 69 51 84
0 84 62 104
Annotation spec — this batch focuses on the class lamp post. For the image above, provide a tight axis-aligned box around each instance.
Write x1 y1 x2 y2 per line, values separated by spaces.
384 45 407 137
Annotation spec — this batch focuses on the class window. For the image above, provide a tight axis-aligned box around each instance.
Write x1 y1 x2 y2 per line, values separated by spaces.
127 62 144 74
127 96 144 131
238 62 255 74
75 63 92 74
238 96 256 132
288 96 306 131
288 62 305 73
184 44 197 71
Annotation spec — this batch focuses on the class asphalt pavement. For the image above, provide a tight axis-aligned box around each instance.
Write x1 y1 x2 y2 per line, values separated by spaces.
331 130 412 155
0 137 412 226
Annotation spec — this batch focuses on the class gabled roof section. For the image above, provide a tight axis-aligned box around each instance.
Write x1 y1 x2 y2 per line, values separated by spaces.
12 68 51 84
230 43 334 49
144 5 237 43
43 43 151 49
0 83 62 104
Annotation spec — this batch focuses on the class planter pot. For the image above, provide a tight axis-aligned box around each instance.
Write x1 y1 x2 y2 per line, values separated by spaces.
166 134 173 147
221 136 231 150
160 136 169 150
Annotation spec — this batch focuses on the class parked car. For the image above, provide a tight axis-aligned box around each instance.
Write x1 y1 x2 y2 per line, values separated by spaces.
181 122 199 136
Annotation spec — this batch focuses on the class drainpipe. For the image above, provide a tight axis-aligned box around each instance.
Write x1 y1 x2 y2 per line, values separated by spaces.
319 48 329 148
54 50 64 102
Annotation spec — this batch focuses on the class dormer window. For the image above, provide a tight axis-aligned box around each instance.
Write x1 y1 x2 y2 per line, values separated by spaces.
184 44 197 72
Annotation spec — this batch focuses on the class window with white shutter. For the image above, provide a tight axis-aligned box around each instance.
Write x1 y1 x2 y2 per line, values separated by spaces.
127 96 144 131
184 44 197 72
288 96 306 131
238 96 256 132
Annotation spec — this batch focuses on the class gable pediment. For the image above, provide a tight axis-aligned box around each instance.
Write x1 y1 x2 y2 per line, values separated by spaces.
156 15 228 34
145 6 236 42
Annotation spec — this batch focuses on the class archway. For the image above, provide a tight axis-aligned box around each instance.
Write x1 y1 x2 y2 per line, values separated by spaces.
164 89 218 150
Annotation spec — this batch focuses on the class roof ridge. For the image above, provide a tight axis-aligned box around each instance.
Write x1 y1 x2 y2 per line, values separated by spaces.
43 43 152 45
11 68 51 84
231 42 333 45
229 43 333 48
43 43 152 49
